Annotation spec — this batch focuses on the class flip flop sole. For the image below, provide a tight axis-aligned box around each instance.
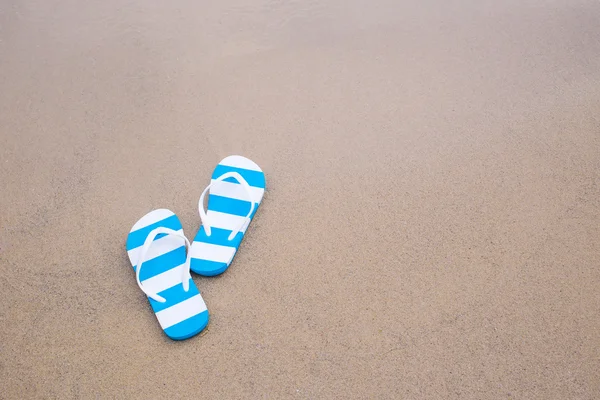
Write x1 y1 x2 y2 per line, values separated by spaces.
127 209 209 340
191 156 266 276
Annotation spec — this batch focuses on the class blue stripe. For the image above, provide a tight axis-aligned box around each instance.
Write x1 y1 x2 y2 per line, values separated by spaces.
126 214 182 250
207 195 253 217
135 247 186 281
148 279 200 313
207 195 260 220
193 226 244 247
212 165 266 188
164 310 209 341
190 258 229 276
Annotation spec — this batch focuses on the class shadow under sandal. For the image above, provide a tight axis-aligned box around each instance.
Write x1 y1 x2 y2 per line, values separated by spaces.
126 209 209 340
190 155 266 276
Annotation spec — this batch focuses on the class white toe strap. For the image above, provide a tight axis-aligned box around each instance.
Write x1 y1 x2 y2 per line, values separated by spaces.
198 171 256 241
135 227 192 303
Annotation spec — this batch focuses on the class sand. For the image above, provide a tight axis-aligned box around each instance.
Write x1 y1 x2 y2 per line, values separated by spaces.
1 0 599 398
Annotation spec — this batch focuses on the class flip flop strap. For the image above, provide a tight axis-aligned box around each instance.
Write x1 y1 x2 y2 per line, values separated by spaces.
198 171 256 241
135 227 192 303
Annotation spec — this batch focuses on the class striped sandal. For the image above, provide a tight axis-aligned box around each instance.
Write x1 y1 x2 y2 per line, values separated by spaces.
126 209 209 340
190 155 266 276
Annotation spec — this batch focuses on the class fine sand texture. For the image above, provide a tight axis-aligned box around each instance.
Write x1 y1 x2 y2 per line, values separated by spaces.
1 0 599 398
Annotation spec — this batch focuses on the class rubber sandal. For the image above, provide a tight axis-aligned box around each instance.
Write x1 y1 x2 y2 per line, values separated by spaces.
190 155 266 276
126 209 209 340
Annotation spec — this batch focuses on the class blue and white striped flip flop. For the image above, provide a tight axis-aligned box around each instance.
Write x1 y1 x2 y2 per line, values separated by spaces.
126 209 209 340
190 155 266 276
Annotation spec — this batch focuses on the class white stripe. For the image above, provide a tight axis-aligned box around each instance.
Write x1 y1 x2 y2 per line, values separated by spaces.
190 242 236 263
131 209 175 231
140 264 187 294
210 179 265 202
155 294 207 329
127 229 185 266
205 210 249 233
218 155 262 172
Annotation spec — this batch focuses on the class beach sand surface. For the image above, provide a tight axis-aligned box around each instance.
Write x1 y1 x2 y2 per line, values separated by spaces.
1 0 599 398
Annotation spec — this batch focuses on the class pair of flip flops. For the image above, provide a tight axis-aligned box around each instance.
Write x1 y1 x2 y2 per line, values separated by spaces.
125 156 266 340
